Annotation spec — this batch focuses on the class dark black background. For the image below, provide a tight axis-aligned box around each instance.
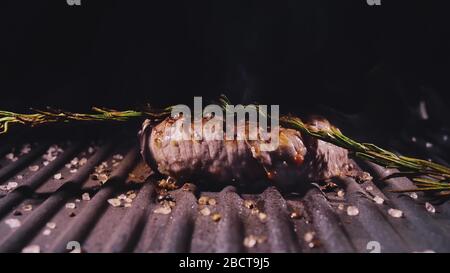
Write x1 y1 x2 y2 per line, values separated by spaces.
1 0 449 117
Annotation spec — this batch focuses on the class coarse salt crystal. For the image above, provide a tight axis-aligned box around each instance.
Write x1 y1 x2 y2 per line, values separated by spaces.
347 206 359 216
71 158 79 166
82 193 90 201
5 218 21 229
22 245 40 253
79 158 87 166
200 207 211 216
29 165 39 172
304 232 315 243
22 204 33 211
42 229 51 236
373 196 384 205
113 154 123 161
388 208 403 218
65 203 76 209
20 144 31 155
53 173 63 180
409 192 418 199
154 206 171 215
108 198 122 207
7 182 18 190
243 236 257 248
425 202 436 214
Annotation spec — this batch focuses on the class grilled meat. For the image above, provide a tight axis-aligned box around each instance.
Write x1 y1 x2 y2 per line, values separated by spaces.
139 115 348 190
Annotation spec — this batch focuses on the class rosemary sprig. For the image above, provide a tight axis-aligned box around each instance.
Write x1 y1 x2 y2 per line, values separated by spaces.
280 116 450 194
0 108 143 133
1 103 450 194
0 106 173 134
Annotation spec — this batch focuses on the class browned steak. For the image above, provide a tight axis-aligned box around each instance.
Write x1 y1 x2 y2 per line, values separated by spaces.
139 115 348 190
301 116 349 181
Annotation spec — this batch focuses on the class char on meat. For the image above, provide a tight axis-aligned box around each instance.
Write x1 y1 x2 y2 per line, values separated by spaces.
139 115 348 190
